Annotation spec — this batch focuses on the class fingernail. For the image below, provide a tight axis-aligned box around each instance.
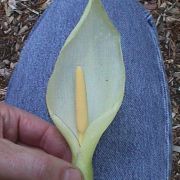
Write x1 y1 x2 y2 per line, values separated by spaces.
63 168 82 180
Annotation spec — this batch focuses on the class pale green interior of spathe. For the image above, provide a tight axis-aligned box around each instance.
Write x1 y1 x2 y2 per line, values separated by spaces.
46 0 125 160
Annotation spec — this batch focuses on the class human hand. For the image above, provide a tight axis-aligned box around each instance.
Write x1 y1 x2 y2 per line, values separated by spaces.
0 102 83 180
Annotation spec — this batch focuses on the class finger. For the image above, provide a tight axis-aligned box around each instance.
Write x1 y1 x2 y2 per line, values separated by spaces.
0 139 82 180
0 102 71 161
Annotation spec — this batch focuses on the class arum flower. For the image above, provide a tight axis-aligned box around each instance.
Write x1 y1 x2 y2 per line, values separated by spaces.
46 0 125 179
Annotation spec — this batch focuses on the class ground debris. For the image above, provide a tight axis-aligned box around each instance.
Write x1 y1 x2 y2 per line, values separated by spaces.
0 0 52 101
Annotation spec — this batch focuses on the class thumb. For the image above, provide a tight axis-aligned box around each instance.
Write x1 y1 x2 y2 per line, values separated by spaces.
0 139 83 180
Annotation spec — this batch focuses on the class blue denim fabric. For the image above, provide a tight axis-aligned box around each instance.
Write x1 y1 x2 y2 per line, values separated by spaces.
5 0 172 179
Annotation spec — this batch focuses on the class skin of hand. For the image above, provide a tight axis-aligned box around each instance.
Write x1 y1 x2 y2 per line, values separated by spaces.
0 102 83 180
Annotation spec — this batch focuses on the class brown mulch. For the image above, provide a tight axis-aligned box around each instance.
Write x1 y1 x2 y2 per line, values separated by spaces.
0 0 51 101
0 0 180 179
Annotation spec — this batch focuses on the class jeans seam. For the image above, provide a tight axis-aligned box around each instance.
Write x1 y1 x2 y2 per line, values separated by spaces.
144 14 172 180
135 1 172 177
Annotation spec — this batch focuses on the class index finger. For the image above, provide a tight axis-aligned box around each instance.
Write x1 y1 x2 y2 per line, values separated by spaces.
0 102 71 162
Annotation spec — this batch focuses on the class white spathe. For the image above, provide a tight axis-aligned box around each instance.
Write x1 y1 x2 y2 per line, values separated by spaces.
46 0 125 179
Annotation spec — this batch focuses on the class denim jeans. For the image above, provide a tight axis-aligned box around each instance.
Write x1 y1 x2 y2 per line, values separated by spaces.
5 0 172 179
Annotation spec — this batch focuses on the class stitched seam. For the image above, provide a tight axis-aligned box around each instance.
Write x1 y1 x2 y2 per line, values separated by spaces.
136 0 171 175
145 14 172 180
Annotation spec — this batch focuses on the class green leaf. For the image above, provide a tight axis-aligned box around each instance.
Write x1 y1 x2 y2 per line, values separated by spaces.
46 0 125 179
